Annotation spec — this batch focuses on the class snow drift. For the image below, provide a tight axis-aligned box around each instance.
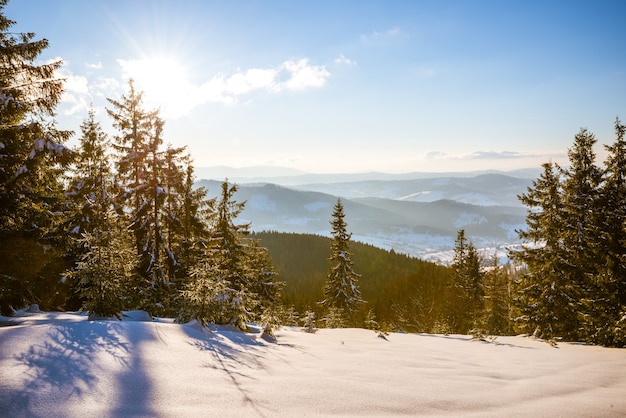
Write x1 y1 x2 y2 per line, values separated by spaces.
1 310 625 417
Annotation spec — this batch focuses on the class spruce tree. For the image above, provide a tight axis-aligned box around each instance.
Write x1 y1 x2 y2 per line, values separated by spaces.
448 229 484 333
584 119 626 346
482 253 512 335
0 0 72 234
60 108 111 261
183 181 255 329
176 157 213 280
560 129 602 340
246 238 284 336
68 200 136 320
0 2 72 313
320 199 364 325
513 162 578 339
107 81 188 314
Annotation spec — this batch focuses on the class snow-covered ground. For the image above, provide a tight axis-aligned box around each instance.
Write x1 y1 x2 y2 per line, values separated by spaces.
2 309 625 417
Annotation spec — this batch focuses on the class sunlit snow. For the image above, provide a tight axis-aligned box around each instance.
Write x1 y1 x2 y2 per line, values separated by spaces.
1 309 624 417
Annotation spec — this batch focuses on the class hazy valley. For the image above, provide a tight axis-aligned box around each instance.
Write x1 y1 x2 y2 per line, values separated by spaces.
197 170 534 264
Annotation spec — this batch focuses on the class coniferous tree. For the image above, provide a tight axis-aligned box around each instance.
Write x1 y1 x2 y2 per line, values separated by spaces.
583 119 626 345
107 80 154 308
560 128 602 340
513 162 578 339
67 191 136 320
183 181 261 329
0 2 72 313
246 238 284 335
482 253 513 335
0 1 72 234
448 229 484 333
320 199 364 325
176 157 213 279
60 108 111 261
107 81 189 314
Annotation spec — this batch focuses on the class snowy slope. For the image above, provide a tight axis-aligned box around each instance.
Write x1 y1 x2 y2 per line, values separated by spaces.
2 310 625 417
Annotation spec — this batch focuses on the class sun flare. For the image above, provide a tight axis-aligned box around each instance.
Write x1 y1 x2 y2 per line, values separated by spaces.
118 55 193 118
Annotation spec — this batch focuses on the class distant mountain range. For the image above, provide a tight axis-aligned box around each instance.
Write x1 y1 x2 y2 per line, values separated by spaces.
196 169 535 264
194 165 543 186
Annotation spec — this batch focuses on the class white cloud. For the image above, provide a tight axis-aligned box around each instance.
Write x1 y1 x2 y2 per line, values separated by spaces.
360 27 402 43
56 65 90 115
119 58 331 116
334 54 357 66
280 59 330 90
58 57 332 120
87 62 103 69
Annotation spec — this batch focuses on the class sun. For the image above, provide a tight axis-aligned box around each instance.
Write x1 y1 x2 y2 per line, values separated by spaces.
118 54 195 118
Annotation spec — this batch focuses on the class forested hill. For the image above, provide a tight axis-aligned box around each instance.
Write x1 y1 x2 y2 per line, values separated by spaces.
251 231 450 327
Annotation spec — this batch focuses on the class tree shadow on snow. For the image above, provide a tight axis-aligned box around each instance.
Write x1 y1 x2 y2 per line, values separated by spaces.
417 333 538 350
109 322 158 418
3 320 130 418
181 324 272 418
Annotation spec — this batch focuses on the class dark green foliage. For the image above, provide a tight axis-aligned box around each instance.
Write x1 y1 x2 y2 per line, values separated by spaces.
0 1 73 313
252 231 451 331
447 229 484 334
513 162 579 338
182 181 283 330
514 122 626 346
106 81 194 315
580 119 626 346
69 226 136 320
481 254 514 335
0 2 72 235
320 199 365 325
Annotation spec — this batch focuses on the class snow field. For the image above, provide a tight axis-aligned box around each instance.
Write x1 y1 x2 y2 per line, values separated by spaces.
1 311 625 417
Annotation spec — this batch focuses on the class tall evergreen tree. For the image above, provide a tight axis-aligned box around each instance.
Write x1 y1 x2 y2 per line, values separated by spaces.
482 253 512 335
0 0 72 235
177 157 212 275
107 81 188 314
320 199 364 325
513 162 578 339
0 1 72 313
246 238 284 335
59 108 111 260
66 176 136 320
560 129 602 339
448 229 484 333
583 119 626 345
183 181 257 329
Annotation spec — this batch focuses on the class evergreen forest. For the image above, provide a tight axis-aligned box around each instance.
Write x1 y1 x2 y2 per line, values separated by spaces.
1 1 625 346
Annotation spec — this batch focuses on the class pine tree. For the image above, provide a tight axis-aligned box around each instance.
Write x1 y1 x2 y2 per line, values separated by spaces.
482 252 512 335
183 181 255 329
448 229 484 333
0 2 73 314
246 238 284 336
560 129 602 340
513 162 578 339
0 0 72 234
320 199 364 325
71 221 136 320
583 119 626 346
176 157 213 281
59 108 111 260
107 81 189 314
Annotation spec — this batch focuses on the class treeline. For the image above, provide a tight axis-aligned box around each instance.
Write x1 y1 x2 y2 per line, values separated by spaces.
253 230 516 335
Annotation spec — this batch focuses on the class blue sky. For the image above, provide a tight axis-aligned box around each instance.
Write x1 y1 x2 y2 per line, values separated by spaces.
6 0 626 173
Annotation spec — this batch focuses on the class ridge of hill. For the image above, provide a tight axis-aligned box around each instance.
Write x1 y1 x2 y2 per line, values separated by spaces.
197 175 529 262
